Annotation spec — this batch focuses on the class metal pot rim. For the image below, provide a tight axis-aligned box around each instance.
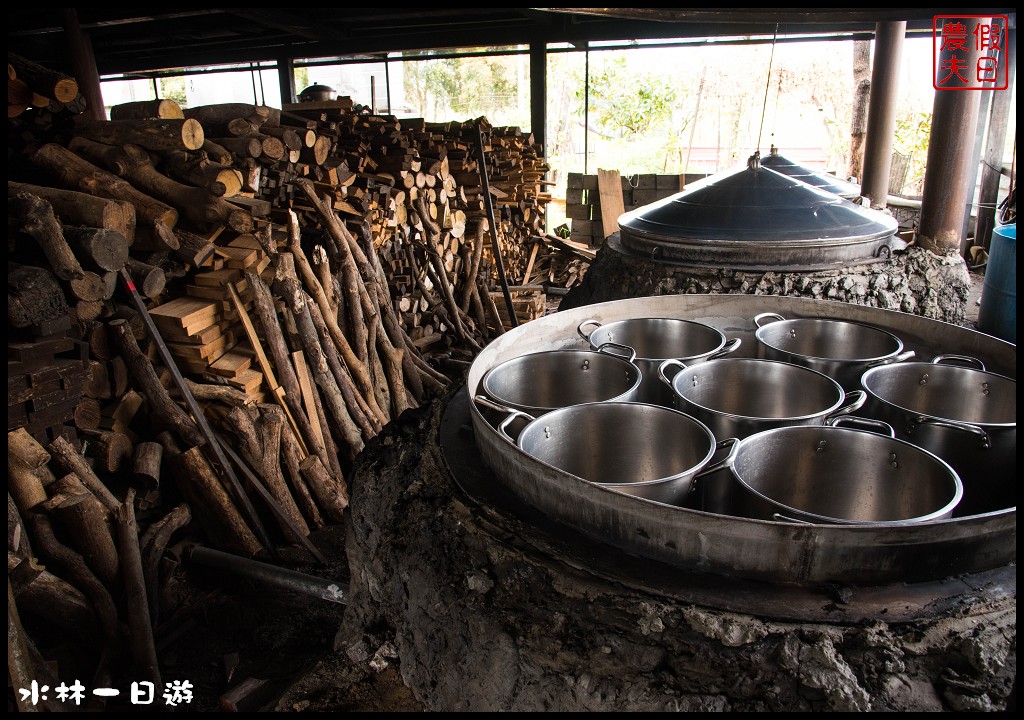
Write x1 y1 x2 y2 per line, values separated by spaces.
515 401 717 497
481 348 642 414
754 316 905 363
669 357 848 422
861 362 1018 428
581 316 728 362
725 424 965 524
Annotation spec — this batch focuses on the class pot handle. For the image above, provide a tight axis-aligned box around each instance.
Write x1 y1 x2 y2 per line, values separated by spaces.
596 341 637 364
753 312 786 328
577 319 602 342
865 349 916 371
708 337 742 359
931 354 986 371
472 395 536 444
771 513 814 525
693 437 739 478
657 358 688 388
908 417 992 449
826 415 896 437
830 390 867 417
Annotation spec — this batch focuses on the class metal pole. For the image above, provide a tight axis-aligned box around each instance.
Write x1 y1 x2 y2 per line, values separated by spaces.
860 21 907 209
189 546 348 605
475 122 519 328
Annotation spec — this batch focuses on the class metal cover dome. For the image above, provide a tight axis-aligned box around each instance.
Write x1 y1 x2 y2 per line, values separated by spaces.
760 147 864 200
616 155 901 271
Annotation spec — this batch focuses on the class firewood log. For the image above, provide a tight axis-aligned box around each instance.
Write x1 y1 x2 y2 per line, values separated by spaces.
69 138 249 231
298 456 348 523
125 256 166 299
109 99 184 121
44 474 120 591
257 404 310 537
160 435 262 557
9 456 48 515
8 552 99 641
72 117 204 153
25 510 120 688
110 319 205 447
8 52 79 104
30 143 179 251
182 103 280 133
162 150 244 198
61 226 131 272
114 488 161 688
132 441 163 490
8 181 136 244
46 435 120 512
279 425 324 531
139 502 190 628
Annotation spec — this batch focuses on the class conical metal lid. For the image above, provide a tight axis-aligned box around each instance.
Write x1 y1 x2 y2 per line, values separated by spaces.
760 147 863 200
615 155 900 270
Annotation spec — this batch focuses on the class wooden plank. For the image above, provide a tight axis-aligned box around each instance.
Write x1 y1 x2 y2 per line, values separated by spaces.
148 296 219 329
194 268 243 287
225 368 264 395
225 283 307 454
207 349 252 378
291 350 325 453
596 168 626 241
166 332 235 361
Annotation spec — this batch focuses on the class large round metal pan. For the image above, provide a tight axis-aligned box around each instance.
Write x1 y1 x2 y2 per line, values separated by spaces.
466 294 1015 587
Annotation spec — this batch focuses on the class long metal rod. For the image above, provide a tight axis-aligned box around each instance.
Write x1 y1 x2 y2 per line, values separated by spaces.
189 546 348 605
217 438 327 564
118 269 276 554
475 122 519 328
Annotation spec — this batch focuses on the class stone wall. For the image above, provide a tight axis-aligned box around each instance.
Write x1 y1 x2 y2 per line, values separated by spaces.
561 245 972 327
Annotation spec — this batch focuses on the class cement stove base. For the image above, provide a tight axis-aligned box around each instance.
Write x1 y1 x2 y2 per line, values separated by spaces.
562 242 972 328
323 389 1015 712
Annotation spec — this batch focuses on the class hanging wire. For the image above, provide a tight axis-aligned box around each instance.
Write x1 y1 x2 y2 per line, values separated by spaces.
583 46 590 176
755 24 780 156
770 72 783 152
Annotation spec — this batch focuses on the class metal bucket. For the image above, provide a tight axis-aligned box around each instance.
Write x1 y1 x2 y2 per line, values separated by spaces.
978 223 1016 344
476 396 718 505
480 344 641 416
753 312 914 391
698 417 964 524
658 357 866 441
578 317 740 405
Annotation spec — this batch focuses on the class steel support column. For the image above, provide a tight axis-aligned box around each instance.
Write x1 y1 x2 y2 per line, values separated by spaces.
860 21 907 209
917 18 987 256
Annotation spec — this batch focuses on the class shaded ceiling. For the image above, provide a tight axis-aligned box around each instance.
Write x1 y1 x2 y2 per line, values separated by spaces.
8 8 1015 78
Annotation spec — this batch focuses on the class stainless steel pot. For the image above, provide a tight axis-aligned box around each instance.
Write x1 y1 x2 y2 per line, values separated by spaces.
480 343 641 415
697 416 964 524
475 396 718 505
860 355 1016 517
658 357 866 441
578 317 741 405
753 312 915 391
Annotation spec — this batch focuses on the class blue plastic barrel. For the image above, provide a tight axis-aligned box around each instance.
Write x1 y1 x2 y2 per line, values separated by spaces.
978 223 1016 343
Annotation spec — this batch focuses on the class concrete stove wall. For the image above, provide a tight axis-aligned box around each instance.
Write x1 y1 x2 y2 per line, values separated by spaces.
324 395 1015 712
561 245 972 327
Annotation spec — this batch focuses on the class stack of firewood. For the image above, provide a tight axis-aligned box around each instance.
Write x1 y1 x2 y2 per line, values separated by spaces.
8 64 556 695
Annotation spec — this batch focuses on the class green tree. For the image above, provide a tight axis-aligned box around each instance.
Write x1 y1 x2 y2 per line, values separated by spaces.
893 110 932 195
159 76 187 106
577 57 677 137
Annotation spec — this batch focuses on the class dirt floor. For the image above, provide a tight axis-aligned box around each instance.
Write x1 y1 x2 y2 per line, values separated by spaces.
141 525 425 713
